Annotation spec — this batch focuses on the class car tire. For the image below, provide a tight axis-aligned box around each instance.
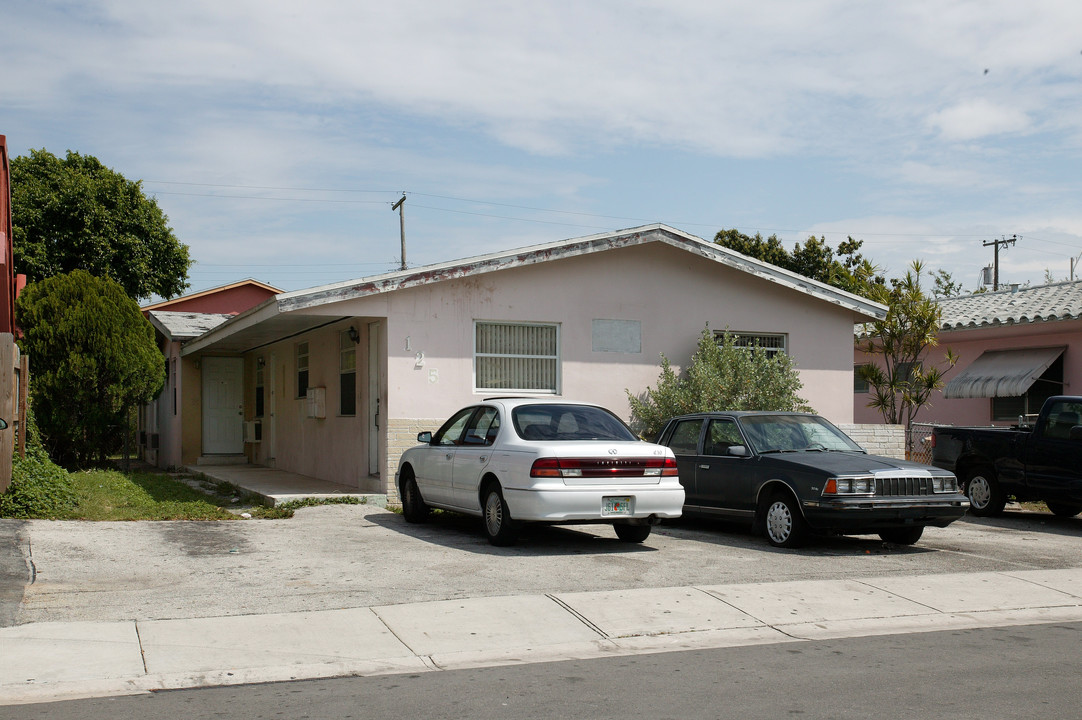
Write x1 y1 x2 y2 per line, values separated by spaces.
878 526 924 545
614 523 651 543
1045 500 1082 517
761 491 809 549
400 470 429 523
482 483 519 546
964 467 1006 517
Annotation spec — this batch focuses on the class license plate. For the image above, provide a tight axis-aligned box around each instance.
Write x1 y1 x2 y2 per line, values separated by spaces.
603 496 632 516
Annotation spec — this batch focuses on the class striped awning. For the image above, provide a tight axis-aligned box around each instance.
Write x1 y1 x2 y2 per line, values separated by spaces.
943 346 1065 399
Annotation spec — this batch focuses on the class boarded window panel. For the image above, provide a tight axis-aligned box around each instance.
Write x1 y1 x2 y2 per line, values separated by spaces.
592 319 641 353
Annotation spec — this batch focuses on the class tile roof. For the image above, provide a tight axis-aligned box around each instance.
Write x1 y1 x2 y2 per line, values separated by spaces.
937 280 1082 331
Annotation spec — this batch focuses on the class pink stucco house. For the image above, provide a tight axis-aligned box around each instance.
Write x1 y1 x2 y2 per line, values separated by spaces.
140 279 281 468
161 224 887 495
855 280 1082 429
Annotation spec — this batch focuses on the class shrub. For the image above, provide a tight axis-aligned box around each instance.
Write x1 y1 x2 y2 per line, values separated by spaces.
0 448 75 519
628 326 812 439
15 269 164 467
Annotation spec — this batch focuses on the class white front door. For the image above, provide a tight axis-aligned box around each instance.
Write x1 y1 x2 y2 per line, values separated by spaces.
202 357 244 454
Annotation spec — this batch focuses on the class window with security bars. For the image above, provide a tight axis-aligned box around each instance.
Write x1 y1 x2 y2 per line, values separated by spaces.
475 322 559 393
716 331 787 358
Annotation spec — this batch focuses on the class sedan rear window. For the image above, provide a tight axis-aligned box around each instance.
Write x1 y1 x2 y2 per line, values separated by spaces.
512 404 638 442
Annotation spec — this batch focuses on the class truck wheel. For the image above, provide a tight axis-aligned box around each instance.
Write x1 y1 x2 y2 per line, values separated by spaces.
964 468 1006 517
1045 500 1082 517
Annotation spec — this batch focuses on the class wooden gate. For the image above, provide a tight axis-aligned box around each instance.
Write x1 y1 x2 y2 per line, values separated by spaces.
0 333 28 492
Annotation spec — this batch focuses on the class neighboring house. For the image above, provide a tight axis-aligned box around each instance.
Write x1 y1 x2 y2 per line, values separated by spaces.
139 279 281 468
141 278 281 315
854 281 1082 428
171 224 886 496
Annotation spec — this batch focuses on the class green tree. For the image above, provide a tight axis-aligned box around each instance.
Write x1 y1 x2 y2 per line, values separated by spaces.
628 327 812 439
932 269 963 298
714 229 884 298
856 261 958 446
15 270 165 467
11 149 191 300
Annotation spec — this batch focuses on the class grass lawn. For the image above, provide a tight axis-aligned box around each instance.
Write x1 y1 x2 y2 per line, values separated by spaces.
64 469 239 521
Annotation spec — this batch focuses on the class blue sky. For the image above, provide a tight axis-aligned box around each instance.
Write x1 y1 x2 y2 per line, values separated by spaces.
4 1 1082 297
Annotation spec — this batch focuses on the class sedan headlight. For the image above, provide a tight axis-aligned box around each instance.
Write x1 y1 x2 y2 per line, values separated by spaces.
823 477 875 496
930 475 959 493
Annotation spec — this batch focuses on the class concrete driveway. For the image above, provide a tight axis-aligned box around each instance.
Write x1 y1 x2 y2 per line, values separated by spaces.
5 504 1082 626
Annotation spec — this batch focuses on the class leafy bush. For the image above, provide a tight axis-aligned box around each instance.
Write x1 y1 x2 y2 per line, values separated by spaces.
0 447 76 519
0 399 76 519
15 269 164 467
628 326 812 439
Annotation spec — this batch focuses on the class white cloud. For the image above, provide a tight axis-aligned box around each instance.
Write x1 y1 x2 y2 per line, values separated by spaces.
5 1 1082 293
928 99 1030 141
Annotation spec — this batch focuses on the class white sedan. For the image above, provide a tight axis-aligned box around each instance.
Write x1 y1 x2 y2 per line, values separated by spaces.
396 398 685 545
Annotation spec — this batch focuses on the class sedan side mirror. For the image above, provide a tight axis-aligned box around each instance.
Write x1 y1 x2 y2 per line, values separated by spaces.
417 431 433 444
727 445 749 457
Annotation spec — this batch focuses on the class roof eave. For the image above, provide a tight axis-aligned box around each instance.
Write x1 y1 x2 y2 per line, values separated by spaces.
275 223 887 321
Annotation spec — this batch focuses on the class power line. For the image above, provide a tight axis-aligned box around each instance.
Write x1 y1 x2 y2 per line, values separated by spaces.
140 179 1081 249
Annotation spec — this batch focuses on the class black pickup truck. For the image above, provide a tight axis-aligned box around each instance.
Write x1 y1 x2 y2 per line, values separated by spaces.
931 395 1082 517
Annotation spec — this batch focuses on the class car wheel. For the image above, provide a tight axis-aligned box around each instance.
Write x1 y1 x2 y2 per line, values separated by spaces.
1045 500 1082 517
964 468 1006 517
878 526 924 545
400 470 429 523
482 483 518 546
761 491 808 549
614 523 651 543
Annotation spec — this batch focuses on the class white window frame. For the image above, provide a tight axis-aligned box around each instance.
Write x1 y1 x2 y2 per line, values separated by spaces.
717 331 788 359
473 321 560 394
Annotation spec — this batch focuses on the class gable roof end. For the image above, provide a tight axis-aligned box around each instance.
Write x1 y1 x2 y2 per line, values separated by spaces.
182 224 887 357
274 224 886 319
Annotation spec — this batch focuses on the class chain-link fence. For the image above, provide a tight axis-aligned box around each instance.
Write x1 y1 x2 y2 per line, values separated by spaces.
907 422 941 464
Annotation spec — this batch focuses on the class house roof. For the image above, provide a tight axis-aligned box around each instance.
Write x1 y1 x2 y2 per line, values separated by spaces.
149 311 235 341
937 280 1082 331
141 278 282 312
181 224 888 357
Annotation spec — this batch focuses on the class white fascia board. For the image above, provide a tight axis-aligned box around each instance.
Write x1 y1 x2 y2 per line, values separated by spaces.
179 296 282 357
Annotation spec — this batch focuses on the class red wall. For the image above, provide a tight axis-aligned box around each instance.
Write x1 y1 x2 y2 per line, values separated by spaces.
149 284 277 315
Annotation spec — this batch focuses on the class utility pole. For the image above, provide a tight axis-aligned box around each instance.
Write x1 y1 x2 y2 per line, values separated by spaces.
983 235 1017 290
392 194 407 271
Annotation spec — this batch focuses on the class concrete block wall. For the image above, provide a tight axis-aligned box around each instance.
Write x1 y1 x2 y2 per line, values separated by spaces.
386 417 445 502
838 423 905 459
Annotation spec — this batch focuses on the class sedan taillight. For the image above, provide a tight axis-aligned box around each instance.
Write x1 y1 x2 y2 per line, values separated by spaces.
530 457 678 478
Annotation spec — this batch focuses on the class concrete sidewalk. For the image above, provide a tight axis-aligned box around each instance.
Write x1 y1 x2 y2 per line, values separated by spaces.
185 463 387 507
4 567 1082 706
